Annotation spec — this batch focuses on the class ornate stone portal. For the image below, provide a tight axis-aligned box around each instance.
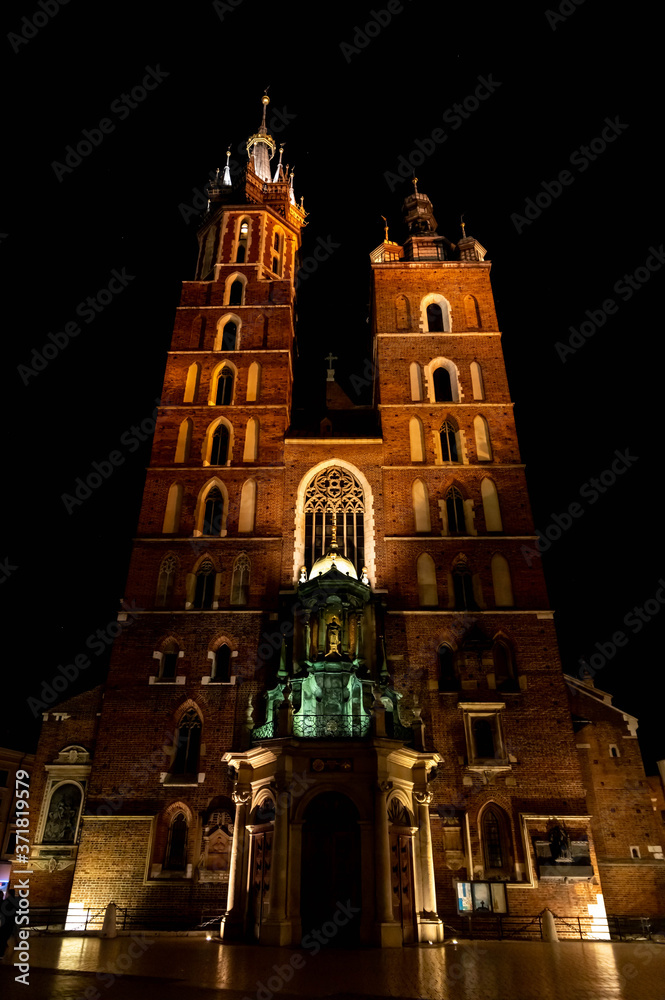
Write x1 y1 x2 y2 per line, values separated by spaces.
222 549 443 947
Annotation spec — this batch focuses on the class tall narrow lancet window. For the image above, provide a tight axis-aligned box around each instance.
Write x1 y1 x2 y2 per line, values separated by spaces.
426 303 444 332
409 416 425 462
481 479 502 532
194 559 215 609
174 419 192 462
273 229 283 275
491 554 514 607
236 219 249 262
173 710 202 777
470 361 485 400
221 321 237 351
417 553 438 606
438 643 458 691
156 555 177 607
215 367 234 405
165 813 188 870
162 484 183 534
231 553 250 605
464 294 482 329
482 810 503 868
409 362 422 401
440 421 458 462
203 487 223 535
396 294 410 331
238 479 256 533
246 361 261 401
243 418 259 461
452 557 475 609
474 415 492 461
446 487 466 533
184 363 200 403
210 425 229 466
412 479 431 532
433 367 453 402
303 466 365 573
493 639 516 690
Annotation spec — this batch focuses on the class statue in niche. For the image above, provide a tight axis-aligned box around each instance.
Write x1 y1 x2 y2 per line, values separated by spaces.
549 825 573 862
326 617 342 656
43 785 81 844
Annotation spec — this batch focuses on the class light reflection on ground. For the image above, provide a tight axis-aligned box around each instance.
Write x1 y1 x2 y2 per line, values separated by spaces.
1 935 664 999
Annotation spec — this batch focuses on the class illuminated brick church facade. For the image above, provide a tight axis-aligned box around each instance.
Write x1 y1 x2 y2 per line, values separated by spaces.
24 97 664 944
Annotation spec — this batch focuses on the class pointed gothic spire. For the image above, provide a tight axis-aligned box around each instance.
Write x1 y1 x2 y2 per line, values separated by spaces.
246 91 276 183
222 147 232 187
272 144 285 183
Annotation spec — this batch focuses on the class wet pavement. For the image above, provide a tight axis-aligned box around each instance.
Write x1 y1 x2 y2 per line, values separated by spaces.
1 934 665 999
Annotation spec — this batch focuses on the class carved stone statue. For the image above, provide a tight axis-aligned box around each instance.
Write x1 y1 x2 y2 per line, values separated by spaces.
326 617 341 655
549 824 573 862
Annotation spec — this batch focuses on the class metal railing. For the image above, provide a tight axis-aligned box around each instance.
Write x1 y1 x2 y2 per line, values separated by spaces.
443 912 663 942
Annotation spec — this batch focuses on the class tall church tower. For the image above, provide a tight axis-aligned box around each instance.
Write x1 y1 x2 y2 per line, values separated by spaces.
28 100 628 946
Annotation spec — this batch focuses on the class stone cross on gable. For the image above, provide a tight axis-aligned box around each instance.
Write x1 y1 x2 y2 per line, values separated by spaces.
325 352 337 382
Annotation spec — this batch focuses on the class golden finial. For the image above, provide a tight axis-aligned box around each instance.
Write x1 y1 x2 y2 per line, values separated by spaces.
460 213 466 238
381 215 389 242
412 175 419 194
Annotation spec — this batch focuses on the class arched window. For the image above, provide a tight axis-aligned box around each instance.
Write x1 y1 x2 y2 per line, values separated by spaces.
480 805 512 877
417 553 438 606
470 361 485 400
184 363 200 404
238 479 256 533
426 303 444 332
42 783 83 844
203 487 223 535
438 644 458 691
162 484 183 534
212 643 231 682
491 554 514 607
482 809 502 867
243 417 259 461
396 294 411 331
173 709 201 776
200 226 217 279
215 367 234 405
446 486 466 533
412 479 430 532
481 479 502 531
210 425 230 465
474 415 492 461
433 367 453 402
452 556 475 609
174 419 192 463
409 416 425 462
221 321 237 351
440 421 458 463
493 639 517 691
409 362 422 401
229 280 244 306
272 228 284 275
156 555 177 607
246 361 261 401
303 466 365 572
194 559 215 609
464 294 481 329
165 812 188 870
236 218 249 262
231 553 250 605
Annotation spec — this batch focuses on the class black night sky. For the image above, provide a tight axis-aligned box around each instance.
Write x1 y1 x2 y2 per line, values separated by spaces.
3 4 662 771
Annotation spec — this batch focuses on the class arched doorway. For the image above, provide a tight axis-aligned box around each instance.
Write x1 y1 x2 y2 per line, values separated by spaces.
301 792 361 946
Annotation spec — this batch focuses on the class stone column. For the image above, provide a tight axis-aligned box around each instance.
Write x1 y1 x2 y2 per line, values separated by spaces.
374 781 401 946
263 787 291 945
414 790 443 942
221 789 250 939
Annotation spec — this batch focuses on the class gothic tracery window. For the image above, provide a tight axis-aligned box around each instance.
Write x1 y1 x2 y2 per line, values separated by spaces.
231 553 250 605
303 467 365 572
172 710 202 777
156 554 177 607
194 559 215 609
